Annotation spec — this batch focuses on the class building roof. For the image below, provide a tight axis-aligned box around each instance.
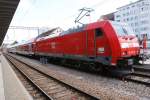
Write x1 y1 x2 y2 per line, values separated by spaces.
0 0 20 45
100 13 115 21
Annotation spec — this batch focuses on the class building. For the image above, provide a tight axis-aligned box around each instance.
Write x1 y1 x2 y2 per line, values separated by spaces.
99 13 115 21
114 0 150 39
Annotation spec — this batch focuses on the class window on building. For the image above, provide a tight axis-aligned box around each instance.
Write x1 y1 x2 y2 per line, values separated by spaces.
135 28 139 32
141 20 148 24
127 18 129 21
141 27 148 31
135 16 138 20
141 7 144 11
130 10 134 15
144 27 148 31
116 15 120 18
134 10 136 14
142 2 144 5
126 12 129 16
132 5 135 8
135 22 138 26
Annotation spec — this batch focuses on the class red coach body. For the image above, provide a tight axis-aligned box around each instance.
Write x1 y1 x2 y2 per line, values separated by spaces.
32 20 139 66
9 20 140 70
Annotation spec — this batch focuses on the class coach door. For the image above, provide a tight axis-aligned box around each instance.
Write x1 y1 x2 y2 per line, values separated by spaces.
95 28 105 56
86 29 95 57
28 43 32 54
86 28 104 57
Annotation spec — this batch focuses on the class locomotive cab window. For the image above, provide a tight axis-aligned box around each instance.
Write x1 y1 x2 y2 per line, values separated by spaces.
95 28 103 37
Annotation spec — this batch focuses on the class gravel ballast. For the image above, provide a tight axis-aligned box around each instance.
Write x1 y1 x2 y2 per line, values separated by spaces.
8 54 150 100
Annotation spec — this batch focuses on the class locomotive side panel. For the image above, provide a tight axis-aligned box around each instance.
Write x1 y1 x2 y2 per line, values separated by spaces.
60 32 86 56
35 31 88 57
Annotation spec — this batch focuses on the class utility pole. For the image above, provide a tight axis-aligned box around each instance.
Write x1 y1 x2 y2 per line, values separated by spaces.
38 27 40 36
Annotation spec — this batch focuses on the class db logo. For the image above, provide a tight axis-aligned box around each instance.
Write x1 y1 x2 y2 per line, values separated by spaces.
51 42 56 49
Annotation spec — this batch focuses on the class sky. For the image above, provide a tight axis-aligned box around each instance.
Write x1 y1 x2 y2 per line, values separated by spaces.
4 0 138 44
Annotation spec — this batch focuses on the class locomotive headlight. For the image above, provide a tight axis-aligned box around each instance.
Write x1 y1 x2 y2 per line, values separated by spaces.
122 51 127 55
122 52 125 55
121 43 129 48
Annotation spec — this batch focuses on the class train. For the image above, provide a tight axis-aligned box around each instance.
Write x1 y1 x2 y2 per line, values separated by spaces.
7 20 140 74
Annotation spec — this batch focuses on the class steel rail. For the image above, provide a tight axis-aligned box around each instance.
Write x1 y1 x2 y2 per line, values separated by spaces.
6 55 54 100
133 66 150 73
124 73 150 86
5 54 99 100
132 72 150 78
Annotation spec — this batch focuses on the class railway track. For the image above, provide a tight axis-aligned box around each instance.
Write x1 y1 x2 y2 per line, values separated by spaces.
5 54 98 100
123 72 150 86
133 65 150 72
6 57 50 100
122 64 150 86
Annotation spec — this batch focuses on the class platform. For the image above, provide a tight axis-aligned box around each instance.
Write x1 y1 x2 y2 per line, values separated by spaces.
0 53 33 100
0 60 5 100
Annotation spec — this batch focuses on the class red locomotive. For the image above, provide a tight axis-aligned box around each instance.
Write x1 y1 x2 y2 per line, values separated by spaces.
8 20 140 73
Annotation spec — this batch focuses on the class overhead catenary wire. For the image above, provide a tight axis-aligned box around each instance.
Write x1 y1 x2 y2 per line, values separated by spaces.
59 0 112 28
13 0 113 29
74 7 94 25
5 0 114 44
9 26 39 30
17 0 112 28
64 0 112 20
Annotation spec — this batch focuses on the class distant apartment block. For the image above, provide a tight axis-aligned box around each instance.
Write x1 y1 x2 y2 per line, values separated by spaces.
114 0 150 39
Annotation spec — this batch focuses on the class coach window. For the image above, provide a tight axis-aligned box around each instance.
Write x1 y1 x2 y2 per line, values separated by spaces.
95 28 103 37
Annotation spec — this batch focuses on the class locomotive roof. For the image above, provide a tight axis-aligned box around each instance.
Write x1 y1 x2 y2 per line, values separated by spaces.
36 28 58 38
58 21 108 36
8 38 35 48
60 20 131 35
60 25 86 36
35 27 64 39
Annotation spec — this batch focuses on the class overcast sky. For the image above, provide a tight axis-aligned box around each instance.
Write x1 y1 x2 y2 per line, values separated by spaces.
4 0 138 44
